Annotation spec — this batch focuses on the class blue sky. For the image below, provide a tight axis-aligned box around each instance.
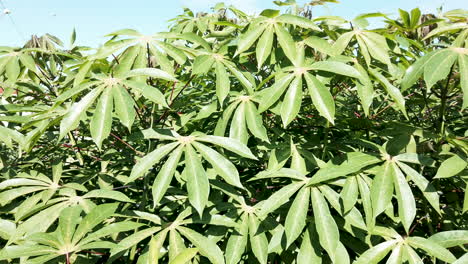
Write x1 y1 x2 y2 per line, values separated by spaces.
0 0 465 47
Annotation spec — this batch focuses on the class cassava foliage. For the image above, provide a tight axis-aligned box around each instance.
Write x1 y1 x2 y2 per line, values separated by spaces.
0 1 468 263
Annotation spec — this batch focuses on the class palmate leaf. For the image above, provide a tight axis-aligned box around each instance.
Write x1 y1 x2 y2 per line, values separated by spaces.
59 67 176 144
129 131 255 213
1 203 120 262
235 14 320 66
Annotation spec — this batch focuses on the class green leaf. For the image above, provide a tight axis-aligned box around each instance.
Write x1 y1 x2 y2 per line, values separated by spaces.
258 74 295 112
386 244 403 264
370 162 394 217
169 230 186 262
429 230 468 248
423 22 468 40
177 226 225 264
185 144 209 215
370 68 407 117
236 23 266 55
277 14 321 30
280 76 302 127
258 181 304 218
111 227 161 255
285 187 310 246
391 162 416 233
19 53 37 73
309 61 362 78
223 61 255 93
304 36 335 56
73 60 93 87
403 244 423 264
435 154 467 178
0 220 15 240
169 248 198 264
5 57 20 82
359 31 391 65
354 240 398 264
354 62 374 115
112 85 136 129
78 221 143 246
357 175 375 229
340 176 359 213
406 236 457 262
123 80 168 107
152 145 184 206
297 225 322 264
72 203 118 244
256 25 274 68
196 135 257 159
423 49 458 90
128 142 179 183
397 162 440 214
147 230 168 264
225 215 248 264
311 187 339 260
124 68 178 82
245 101 269 142
248 214 268 264
59 86 104 139
0 245 55 260
83 189 133 202
454 253 468 264
401 51 437 91
57 205 82 244
193 142 243 188
308 152 381 185
229 100 248 144
114 45 139 76
215 61 230 103
180 32 212 51
90 87 113 149
332 31 355 56
275 24 298 63
459 53 468 109
192 55 215 75
304 72 335 124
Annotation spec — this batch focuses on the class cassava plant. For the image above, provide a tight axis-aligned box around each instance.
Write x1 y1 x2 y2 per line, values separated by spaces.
0 1 467 263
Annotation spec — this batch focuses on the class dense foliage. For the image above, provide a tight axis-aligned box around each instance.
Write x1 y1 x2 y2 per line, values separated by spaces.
0 1 467 263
